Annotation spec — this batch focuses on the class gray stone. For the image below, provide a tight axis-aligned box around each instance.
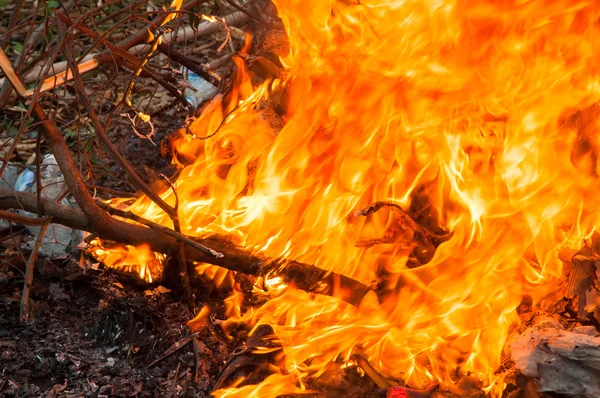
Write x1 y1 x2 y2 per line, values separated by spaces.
508 323 600 397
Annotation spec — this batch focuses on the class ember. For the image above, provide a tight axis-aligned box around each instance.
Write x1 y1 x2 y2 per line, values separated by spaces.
91 0 600 396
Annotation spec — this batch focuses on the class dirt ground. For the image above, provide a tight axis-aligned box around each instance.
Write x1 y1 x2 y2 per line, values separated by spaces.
0 254 234 397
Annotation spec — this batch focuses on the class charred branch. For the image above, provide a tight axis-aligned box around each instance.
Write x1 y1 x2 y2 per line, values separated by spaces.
0 187 372 306
156 42 219 86
356 201 449 268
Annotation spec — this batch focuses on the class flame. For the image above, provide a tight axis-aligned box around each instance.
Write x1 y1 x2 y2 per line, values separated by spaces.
94 0 600 395
90 238 164 283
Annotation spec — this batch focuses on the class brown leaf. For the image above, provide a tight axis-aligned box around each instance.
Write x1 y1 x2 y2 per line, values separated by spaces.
566 254 597 319
48 283 70 301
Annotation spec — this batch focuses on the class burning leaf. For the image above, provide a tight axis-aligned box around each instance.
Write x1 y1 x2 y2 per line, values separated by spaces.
566 253 598 319
137 112 151 122
156 285 171 294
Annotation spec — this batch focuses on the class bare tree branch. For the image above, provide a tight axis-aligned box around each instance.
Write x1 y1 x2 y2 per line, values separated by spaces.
0 2 247 99
0 210 51 226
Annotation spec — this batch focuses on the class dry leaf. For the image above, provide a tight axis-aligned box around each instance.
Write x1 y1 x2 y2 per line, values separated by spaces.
157 285 171 294
566 254 597 319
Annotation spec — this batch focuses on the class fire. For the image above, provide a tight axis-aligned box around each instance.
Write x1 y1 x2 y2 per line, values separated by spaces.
93 0 600 395
90 238 165 282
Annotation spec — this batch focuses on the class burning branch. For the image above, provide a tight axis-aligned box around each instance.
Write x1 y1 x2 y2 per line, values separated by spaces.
356 201 448 268
0 43 372 305
0 187 372 305
96 201 222 258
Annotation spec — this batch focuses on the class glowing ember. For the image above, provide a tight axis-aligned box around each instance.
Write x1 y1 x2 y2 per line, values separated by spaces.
93 0 600 395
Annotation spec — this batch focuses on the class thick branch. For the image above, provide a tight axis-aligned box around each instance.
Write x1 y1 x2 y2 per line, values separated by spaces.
0 188 90 230
0 188 372 306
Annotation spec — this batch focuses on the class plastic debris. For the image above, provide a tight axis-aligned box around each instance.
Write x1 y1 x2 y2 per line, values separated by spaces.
14 167 34 192
0 163 25 229
384 384 439 398
183 68 218 108
13 154 83 256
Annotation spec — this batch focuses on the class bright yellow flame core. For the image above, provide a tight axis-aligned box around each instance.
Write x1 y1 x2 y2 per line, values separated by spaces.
103 0 600 395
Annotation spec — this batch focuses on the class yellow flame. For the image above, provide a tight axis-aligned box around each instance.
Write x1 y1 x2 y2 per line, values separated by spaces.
89 239 164 283
94 0 600 396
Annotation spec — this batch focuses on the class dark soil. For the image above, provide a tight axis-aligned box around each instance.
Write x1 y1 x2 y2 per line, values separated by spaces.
0 256 232 397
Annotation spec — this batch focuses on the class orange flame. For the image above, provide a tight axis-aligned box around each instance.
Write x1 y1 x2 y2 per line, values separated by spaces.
95 0 600 395
90 239 164 283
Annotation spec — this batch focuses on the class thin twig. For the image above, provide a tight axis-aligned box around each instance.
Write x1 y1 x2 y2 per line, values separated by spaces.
172 362 181 394
94 0 148 26
20 222 50 321
0 11 248 94
96 201 223 258
57 13 190 108
122 28 165 109
84 184 137 198
225 0 272 26
56 20 179 219
0 2 72 107
35 131 43 217
146 333 198 369
0 45 37 177
159 173 194 309
111 0 205 53
1 0 26 50
0 25 70 177
0 210 51 226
